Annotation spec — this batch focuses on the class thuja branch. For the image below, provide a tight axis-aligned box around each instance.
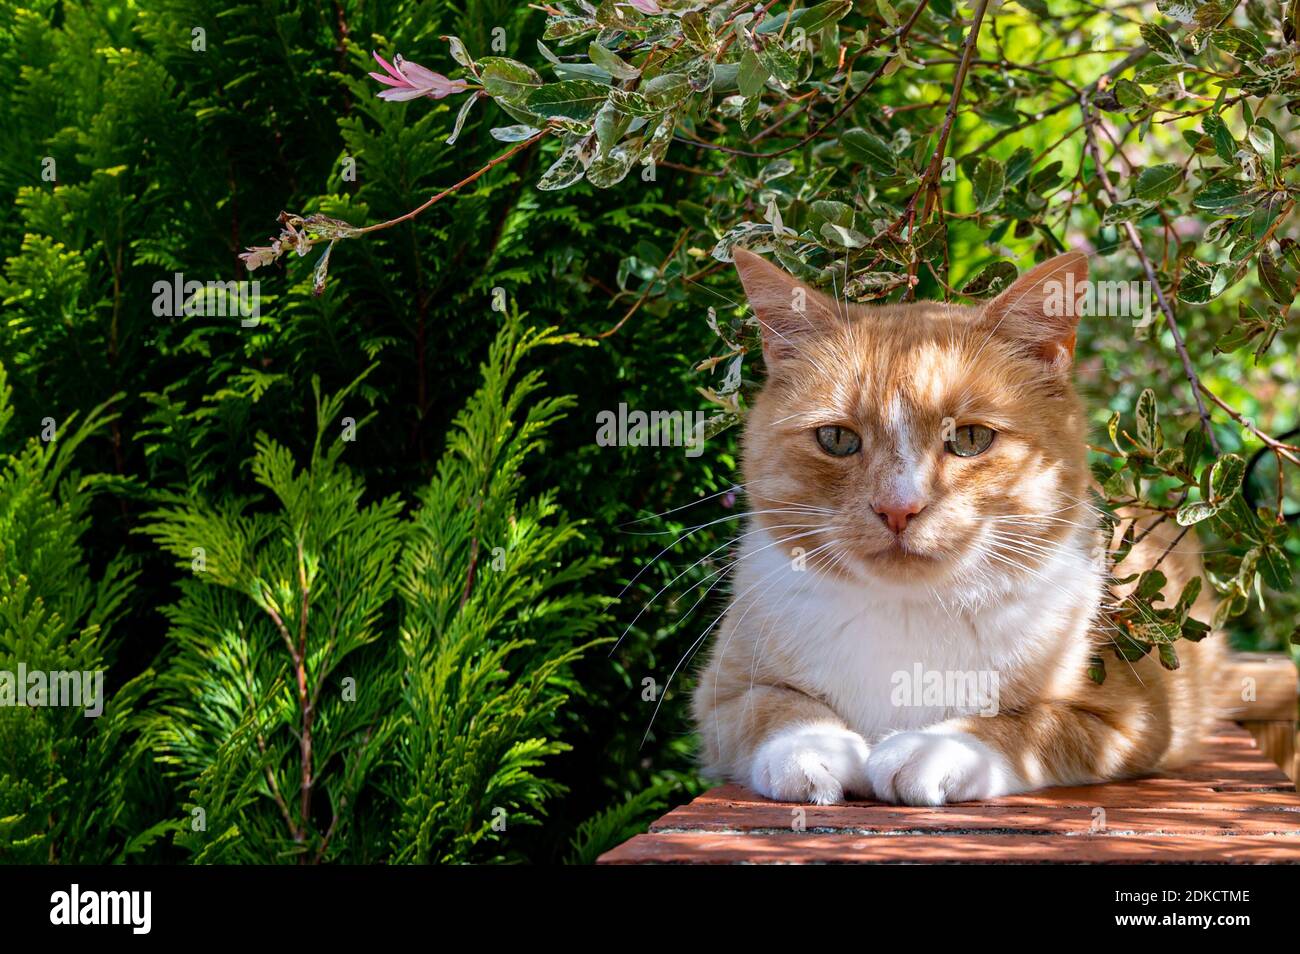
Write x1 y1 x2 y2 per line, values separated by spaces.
295 537 314 856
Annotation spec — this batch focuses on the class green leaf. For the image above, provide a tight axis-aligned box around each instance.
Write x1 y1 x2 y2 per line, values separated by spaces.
1135 388 1160 451
1176 500 1220 525
1258 544 1293 591
1248 123 1277 177
1203 113 1237 163
588 42 640 79
1102 198 1152 226
641 73 691 110
1136 568 1167 601
961 260 1018 297
1087 653 1107 684
537 142 588 190
1174 575 1203 615
544 15 598 43
1134 163 1182 201
1182 426 1206 472
971 157 1005 214
1257 250 1295 305
1177 260 1224 303
842 128 896 174
820 222 869 248
490 123 543 142
479 57 544 104
1005 146 1035 186
1111 78 1149 110
1140 23 1182 61
527 80 610 120
757 41 799 88
800 0 854 33
738 50 768 98
587 139 641 188
1210 453 1246 500
1192 180 1251 213
680 10 715 50
1107 411 1123 454
445 91 480 146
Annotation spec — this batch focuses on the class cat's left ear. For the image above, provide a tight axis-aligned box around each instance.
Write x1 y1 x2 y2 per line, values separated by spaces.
980 251 1089 371
733 248 841 367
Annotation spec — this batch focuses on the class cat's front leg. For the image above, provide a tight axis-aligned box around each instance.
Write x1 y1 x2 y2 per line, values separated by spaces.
694 671 872 805
750 720 873 805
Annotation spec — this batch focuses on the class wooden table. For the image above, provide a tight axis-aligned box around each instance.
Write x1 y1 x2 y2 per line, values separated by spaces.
599 722 1300 864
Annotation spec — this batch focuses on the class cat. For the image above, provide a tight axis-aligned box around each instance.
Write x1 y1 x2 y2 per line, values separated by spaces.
691 248 1223 806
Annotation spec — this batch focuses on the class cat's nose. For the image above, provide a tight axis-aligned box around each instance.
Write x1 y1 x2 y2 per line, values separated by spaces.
873 499 926 534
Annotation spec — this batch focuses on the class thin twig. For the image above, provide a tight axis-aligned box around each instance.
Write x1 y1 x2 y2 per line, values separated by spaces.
598 230 689 338
355 130 547 236
1080 96 1221 454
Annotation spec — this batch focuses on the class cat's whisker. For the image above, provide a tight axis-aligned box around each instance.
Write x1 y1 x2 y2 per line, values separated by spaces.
645 538 842 747
620 483 748 526
613 523 838 655
616 507 840 597
744 543 847 724
968 541 1156 687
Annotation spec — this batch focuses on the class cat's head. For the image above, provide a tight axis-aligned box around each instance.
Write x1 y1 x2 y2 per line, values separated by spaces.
734 248 1094 597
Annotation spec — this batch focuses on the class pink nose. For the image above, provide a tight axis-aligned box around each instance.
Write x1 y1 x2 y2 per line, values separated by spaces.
874 499 926 534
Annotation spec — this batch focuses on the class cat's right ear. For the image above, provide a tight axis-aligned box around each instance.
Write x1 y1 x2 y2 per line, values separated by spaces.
733 248 840 367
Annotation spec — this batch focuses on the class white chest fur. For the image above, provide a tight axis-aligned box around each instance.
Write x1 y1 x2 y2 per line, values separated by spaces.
722 525 1104 741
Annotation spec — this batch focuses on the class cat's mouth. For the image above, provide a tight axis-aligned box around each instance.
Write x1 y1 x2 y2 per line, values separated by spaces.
862 538 942 565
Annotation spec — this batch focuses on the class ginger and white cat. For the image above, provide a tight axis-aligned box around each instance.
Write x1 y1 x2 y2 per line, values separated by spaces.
692 248 1222 806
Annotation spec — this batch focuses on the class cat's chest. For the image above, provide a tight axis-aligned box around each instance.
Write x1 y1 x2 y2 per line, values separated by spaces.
735 534 1099 740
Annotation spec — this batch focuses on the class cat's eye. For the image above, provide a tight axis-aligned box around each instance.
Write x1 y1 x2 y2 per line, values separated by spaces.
946 424 996 458
815 425 861 457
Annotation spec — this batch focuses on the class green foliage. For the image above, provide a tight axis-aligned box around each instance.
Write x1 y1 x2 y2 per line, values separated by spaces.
140 372 408 863
135 317 607 863
0 0 705 862
391 320 610 862
564 778 679 865
0 363 151 863
4 0 1297 865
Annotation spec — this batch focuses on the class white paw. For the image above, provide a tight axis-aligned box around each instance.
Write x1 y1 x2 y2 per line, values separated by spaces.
750 723 872 805
865 730 1020 806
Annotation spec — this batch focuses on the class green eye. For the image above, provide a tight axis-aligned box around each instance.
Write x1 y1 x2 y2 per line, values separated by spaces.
815 425 862 457
946 424 996 458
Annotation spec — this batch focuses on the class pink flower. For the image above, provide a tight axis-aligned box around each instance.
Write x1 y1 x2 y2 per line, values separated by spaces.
627 0 662 11
369 51 469 101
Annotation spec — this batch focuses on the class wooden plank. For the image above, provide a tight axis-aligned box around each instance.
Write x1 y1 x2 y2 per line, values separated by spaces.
1218 652 1298 722
652 801 1300 836
1242 721 1297 784
599 720 1300 864
600 832 1300 864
